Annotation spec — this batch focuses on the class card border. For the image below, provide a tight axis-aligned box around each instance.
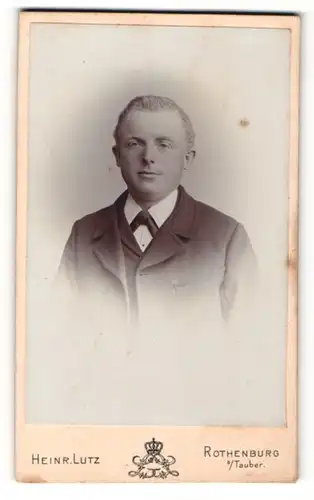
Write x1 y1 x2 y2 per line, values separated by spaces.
15 11 300 483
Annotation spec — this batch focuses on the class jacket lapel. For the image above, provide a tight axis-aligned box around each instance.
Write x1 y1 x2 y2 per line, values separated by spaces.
139 186 196 271
91 194 127 281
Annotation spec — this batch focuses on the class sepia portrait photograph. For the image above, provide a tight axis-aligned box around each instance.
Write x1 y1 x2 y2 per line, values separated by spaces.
16 11 299 483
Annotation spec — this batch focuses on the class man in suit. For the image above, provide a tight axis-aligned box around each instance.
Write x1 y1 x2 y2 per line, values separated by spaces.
59 94 256 328
52 95 258 424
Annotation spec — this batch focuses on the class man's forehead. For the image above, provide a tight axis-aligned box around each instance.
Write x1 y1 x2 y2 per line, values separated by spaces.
121 108 185 136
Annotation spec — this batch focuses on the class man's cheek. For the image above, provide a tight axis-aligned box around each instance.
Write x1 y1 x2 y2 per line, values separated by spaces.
128 153 141 164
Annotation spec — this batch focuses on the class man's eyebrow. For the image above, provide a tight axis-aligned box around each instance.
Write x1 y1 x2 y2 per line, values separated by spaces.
123 135 176 143
125 136 145 142
155 136 175 142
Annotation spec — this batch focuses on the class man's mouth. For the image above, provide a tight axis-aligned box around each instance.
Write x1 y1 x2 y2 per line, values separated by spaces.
138 171 161 177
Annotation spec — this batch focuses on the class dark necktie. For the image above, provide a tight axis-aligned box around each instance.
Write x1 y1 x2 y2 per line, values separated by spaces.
130 210 159 238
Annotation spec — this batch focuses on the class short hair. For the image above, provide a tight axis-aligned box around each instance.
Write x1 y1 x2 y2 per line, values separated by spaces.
113 95 195 151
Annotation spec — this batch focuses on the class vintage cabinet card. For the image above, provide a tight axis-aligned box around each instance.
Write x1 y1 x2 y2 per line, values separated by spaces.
15 11 299 482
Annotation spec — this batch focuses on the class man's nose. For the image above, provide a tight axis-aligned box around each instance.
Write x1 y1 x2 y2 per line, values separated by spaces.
142 144 156 164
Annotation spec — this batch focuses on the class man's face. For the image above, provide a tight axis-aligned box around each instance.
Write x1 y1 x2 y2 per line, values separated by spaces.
113 109 195 204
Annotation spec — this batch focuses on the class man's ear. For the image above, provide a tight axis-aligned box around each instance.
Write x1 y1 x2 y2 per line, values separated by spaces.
112 145 120 167
184 149 196 170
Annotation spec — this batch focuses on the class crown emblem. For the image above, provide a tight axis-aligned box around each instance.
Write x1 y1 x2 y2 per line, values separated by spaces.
145 438 163 456
129 437 179 479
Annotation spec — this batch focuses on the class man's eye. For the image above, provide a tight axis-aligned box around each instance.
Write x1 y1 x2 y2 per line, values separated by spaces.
127 140 139 148
159 141 172 149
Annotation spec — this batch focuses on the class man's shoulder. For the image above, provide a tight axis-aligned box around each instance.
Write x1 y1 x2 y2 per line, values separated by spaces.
71 201 117 239
75 203 114 225
192 196 239 233
188 196 251 251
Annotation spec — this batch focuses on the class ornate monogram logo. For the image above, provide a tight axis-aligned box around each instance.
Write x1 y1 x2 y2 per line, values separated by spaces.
128 438 179 479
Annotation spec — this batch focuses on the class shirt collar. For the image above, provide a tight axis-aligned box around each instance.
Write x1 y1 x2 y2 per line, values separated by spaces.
124 189 179 228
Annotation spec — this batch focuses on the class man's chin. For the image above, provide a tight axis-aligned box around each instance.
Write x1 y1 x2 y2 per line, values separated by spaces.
130 186 167 202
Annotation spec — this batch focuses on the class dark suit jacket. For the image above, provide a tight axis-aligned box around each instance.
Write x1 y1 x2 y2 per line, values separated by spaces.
58 185 257 329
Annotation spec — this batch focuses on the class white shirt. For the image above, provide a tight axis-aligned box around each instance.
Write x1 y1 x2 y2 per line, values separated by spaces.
124 189 178 251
